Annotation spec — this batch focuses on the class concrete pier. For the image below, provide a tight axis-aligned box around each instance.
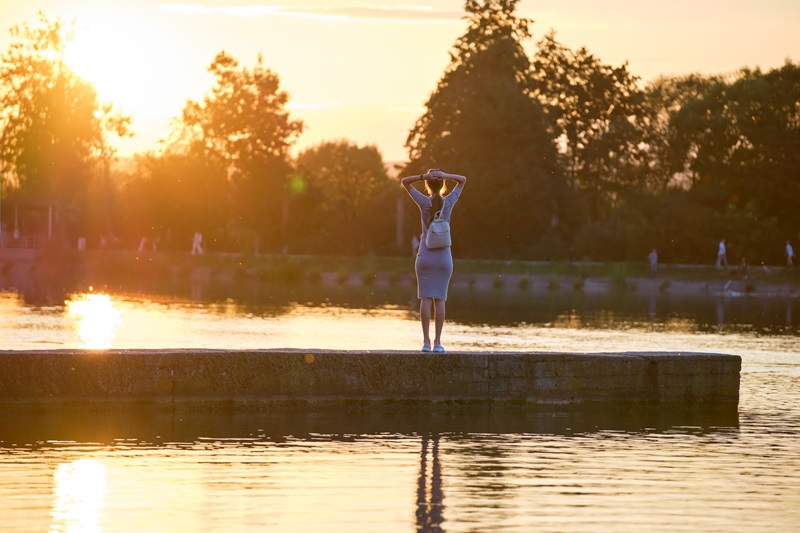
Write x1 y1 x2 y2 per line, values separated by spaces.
0 350 740 410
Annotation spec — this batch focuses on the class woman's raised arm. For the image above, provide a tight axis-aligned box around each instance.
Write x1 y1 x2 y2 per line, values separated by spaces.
429 170 466 186
401 172 429 191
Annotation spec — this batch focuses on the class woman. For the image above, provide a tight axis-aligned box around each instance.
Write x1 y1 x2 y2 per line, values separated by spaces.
401 168 467 352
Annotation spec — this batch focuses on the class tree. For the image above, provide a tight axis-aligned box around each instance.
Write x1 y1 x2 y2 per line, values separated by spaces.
114 150 229 251
405 0 564 257
0 12 129 205
668 63 800 260
640 73 724 191
173 51 303 253
293 140 393 254
530 31 645 217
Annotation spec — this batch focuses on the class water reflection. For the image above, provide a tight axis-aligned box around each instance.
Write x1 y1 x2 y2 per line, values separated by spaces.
2 279 799 352
50 459 106 533
0 423 793 533
416 435 444 532
0 406 740 450
4 278 800 334
65 293 122 349
2 402 792 533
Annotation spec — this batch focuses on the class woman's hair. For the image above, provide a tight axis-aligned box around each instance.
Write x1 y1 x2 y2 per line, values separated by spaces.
424 168 446 225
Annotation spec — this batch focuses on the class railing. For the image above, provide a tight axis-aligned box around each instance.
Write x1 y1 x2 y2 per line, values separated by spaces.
0 231 45 249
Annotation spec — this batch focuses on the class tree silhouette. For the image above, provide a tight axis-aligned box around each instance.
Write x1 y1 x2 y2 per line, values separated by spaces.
530 31 645 219
0 12 130 206
293 140 393 254
406 0 564 258
173 51 303 253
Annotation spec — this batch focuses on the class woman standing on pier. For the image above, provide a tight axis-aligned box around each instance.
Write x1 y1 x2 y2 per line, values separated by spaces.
401 169 467 353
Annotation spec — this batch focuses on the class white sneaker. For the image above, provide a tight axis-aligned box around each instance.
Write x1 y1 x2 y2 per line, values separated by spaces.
433 344 445 353
422 341 431 352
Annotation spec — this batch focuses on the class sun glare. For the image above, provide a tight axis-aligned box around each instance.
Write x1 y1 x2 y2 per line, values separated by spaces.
66 293 122 349
62 8 176 120
51 459 107 533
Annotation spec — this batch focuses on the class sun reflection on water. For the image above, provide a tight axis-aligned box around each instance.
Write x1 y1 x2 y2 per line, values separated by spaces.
50 459 106 533
66 292 122 349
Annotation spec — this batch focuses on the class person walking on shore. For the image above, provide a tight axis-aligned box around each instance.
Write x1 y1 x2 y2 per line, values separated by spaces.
401 168 467 353
192 231 204 255
716 238 728 269
648 248 658 276
787 241 795 267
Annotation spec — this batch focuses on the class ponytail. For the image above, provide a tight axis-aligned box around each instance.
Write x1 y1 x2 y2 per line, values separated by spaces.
427 193 443 225
425 177 446 225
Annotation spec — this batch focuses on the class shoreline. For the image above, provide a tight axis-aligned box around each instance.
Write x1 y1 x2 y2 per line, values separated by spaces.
1 249 798 297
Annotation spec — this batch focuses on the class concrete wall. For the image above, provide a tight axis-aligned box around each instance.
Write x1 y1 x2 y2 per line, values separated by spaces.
0 350 740 409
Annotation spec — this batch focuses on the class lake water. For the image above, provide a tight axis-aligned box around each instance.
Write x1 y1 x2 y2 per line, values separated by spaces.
1 281 799 532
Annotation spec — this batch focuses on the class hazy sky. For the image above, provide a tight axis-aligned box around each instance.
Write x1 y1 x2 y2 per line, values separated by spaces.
1 1 798 162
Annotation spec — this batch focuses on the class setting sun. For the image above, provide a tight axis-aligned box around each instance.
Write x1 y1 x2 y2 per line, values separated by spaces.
1 1 798 160
63 7 177 119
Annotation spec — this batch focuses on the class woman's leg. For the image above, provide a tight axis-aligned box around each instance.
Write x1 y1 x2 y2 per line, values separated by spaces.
433 299 446 347
420 298 432 344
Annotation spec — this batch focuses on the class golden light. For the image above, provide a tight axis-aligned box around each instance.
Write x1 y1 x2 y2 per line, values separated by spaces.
66 293 122 349
50 459 107 533
62 7 180 122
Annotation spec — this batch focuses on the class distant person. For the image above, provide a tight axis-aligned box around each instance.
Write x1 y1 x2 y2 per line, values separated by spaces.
191 231 204 255
401 168 467 353
648 248 658 276
716 238 728 269
740 256 748 279
411 234 420 257
787 241 794 267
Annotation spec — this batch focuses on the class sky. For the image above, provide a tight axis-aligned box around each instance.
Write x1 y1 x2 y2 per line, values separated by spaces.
1 1 798 163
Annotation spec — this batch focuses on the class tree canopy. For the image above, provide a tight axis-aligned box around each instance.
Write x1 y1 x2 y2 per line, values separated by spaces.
406 0 564 257
293 140 394 254
530 31 645 215
2 5 797 265
0 12 129 204
172 51 303 252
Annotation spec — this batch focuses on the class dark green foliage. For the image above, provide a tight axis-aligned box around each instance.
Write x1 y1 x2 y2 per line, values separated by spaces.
669 63 800 237
603 63 800 266
293 140 395 255
530 31 646 218
405 0 565 258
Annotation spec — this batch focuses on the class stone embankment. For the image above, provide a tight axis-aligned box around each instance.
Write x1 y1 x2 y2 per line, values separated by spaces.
185 268 798 296
334 272 798 297
0 350 740 411
2 249 797 296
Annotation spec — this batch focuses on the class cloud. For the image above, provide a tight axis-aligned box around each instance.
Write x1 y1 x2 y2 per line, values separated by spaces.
159 3 464 22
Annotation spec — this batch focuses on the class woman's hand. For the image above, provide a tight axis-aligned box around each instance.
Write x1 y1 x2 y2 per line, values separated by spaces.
428 169 445 180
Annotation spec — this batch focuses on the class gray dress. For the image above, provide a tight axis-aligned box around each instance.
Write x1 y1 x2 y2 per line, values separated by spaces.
406 184 464 301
